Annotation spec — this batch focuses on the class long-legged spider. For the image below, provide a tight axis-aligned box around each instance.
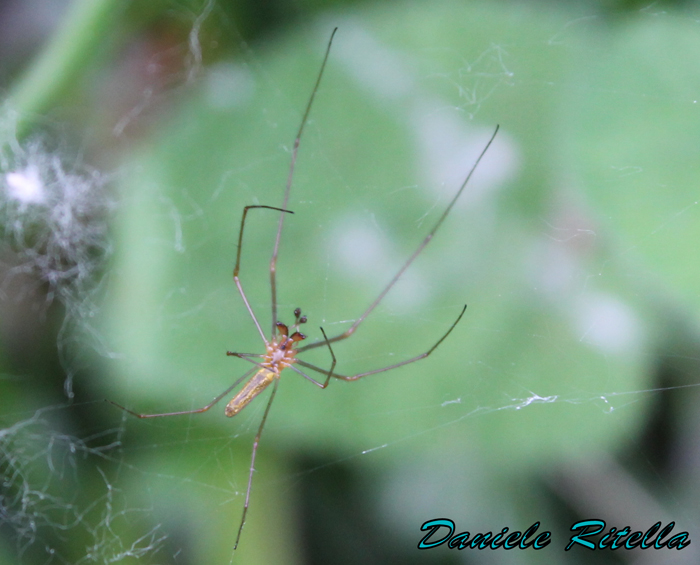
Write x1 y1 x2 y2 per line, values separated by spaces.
108 28 498 554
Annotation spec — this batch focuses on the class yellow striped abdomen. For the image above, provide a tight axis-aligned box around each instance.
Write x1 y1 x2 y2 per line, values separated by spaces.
225 368 276 417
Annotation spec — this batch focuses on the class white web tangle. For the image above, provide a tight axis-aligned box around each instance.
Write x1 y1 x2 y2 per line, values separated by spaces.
0 409 165 563
0 126 159 561
0 128 114 398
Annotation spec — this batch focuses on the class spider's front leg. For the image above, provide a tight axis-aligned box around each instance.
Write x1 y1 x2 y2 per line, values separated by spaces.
106 367 256 418
295 305 467 383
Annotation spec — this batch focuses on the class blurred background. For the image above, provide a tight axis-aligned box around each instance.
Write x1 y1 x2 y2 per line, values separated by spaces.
2 0 700 563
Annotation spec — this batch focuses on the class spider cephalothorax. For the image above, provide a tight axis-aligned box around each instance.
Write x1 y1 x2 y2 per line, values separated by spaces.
266 308 307 370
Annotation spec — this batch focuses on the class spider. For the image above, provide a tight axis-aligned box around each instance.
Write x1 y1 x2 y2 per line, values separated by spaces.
108 27 498 554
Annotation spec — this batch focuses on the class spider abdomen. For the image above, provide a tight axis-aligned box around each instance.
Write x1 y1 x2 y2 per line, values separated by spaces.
225 368 276 417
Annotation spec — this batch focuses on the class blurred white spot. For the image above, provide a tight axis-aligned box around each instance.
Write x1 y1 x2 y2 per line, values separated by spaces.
205 63 255 110
329 215 428 311
574 293 641 355
530 203 642 356
332 22 415 99
536 239 577 295
414 112 518 208
333 219 388 277
530 200 599 297
5 165 46 207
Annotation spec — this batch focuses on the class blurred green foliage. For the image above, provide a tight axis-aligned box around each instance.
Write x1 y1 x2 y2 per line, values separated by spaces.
3 0 700 564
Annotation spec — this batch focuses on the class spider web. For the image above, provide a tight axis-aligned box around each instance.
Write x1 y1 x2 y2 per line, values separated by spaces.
2 1 700 563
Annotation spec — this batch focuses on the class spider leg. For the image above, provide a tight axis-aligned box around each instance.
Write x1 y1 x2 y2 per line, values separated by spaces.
230 24 334 541
297 305 466 382
234 205 293 345
227 351 270 372
289 364 327 386
270 28 338 336
289 326 336 388
233 378 279 551
298 124 498 355
226 352 264 358
106 367 257 419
